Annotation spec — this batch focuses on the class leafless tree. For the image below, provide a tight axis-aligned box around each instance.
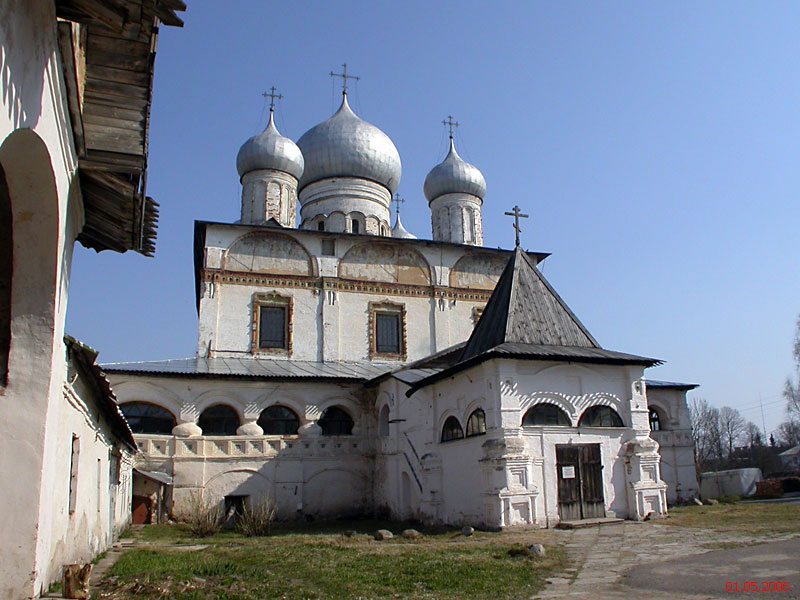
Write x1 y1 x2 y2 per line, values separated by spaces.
784 314 800 418
719 406 745 457
776 419 800 447
743 421 763 447
690 397 723 467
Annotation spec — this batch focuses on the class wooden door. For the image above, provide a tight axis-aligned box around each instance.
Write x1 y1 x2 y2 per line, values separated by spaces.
556 444 605 520
132 495 152 524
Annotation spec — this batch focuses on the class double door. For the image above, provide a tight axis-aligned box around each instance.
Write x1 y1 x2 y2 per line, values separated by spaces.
556 443 605 521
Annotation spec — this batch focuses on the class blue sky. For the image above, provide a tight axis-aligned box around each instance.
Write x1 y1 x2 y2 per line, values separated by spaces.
66 1 800 437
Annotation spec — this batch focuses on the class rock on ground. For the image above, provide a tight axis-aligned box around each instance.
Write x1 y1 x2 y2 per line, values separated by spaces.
401 528 422 539
461 526 474 536
374 529 394 540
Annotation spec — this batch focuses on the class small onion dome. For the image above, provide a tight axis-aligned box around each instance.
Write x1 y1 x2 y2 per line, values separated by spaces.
423 138 486 202
297 94 401 194
392 213 417 239
236 110 304 180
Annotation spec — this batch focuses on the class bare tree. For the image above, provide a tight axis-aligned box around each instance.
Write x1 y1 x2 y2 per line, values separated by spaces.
743 421 763 447
719 406 745 457
690 398 723 468
784 314 800 418
776 419 800 448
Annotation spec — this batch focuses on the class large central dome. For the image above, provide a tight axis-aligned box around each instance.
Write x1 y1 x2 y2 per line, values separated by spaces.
297 94 401 194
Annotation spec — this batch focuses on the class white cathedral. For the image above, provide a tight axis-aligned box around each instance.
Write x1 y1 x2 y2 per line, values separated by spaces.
106 87 699 528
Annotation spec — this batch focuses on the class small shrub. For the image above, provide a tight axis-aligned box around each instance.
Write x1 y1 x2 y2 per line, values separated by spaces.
180 491 225 537
235 497 278 537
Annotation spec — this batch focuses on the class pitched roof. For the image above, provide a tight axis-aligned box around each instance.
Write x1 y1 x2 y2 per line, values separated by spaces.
459 246 598 362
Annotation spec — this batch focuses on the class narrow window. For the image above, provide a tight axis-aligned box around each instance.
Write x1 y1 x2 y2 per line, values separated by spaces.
375 313 400 354
379 405 390 437
258 405 300 435
319 406 354 436
649 408 662 431
199 404 240 436
259 306 286 349
97 458 102 513
466 409 486 437
69 435 80 514
351 220 360 234
321 239 336 256
441 416 464 442
317 220 325 231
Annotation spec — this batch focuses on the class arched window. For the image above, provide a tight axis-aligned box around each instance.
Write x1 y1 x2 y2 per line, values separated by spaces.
351 219 360 234
522 403 571 427
649 408 663 431
120 402 176 435
379 404 390 437
319 406 354 436
198 404 240 436
441 416 464 442
466 409 486 437
317 220 325 231
257 405 300 435
579 405 624 428
0 165 10 387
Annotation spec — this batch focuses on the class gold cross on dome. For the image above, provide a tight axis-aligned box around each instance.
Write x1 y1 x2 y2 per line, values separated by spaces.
330 63 360 93
504 205 529 247
442 115 459 139
262 86 282 111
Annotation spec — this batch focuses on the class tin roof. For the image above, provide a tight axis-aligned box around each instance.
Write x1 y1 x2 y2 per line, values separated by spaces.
102 357 394 381
645 379 699 390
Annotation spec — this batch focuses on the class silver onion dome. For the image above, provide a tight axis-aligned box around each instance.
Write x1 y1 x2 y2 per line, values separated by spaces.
297 94 401 194
236 110 305 180
423 138 486 202
392 212 417 239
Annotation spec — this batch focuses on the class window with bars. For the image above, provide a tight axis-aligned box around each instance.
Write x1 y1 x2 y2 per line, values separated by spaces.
370 302 405 360
259 306 286 349
253 294 292 354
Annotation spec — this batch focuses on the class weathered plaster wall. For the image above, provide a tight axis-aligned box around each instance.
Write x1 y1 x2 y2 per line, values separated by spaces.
0 1 86 596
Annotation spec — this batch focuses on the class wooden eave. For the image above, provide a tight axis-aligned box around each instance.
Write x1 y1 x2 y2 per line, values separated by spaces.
56 0 184 257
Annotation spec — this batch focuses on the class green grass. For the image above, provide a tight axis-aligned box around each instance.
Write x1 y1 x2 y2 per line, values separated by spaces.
666 502 800 535
95 521 567 600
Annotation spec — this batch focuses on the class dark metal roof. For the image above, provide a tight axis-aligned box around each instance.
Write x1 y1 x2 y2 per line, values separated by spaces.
65 336 137 450
102 357 394 381
645 379 699 390
459 247 598 363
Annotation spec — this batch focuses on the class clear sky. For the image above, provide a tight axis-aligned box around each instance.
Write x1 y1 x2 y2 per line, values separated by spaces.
66 1 800 437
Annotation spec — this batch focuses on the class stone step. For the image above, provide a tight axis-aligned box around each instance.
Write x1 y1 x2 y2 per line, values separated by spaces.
557 517 624 529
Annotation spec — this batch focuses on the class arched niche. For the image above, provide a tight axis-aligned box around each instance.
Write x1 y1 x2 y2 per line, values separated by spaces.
120 402 176 434
198 404 241 436
319 406 354 436
223 232 314 276
379 404 390 437
257 405 300 435
449 253 507 290
339 242 431 286
522 403 571 427
579 405 625 428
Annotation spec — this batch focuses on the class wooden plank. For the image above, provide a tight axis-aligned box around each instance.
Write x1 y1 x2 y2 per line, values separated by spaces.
158 0 187 11
84 149 145 172
85 77 149 101
83 112 142 131
84 90 148 111
84 123 143 148
56 0 128 31
87 32 150 58
86 63 151 86
56 22 87 158
84 101 145 122
85 46 149 71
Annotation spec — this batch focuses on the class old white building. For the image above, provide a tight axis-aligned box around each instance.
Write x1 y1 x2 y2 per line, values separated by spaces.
0 1 184 597
107 89 699 529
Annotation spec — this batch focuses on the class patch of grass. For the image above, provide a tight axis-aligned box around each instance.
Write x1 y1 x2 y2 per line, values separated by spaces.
91 550 108 565
97 521 568 600
666 502 800 535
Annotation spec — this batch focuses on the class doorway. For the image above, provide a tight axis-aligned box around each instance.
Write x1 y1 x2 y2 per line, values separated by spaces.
556 444 605 521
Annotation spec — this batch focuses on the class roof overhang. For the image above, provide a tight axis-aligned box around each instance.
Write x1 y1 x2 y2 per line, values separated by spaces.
56 0 185 257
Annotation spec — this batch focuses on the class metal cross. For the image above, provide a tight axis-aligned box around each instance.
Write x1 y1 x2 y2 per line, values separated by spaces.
330 63 360 93
262 86 282 111
393 193 405 216
504 205 529 247
442 115 459 139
